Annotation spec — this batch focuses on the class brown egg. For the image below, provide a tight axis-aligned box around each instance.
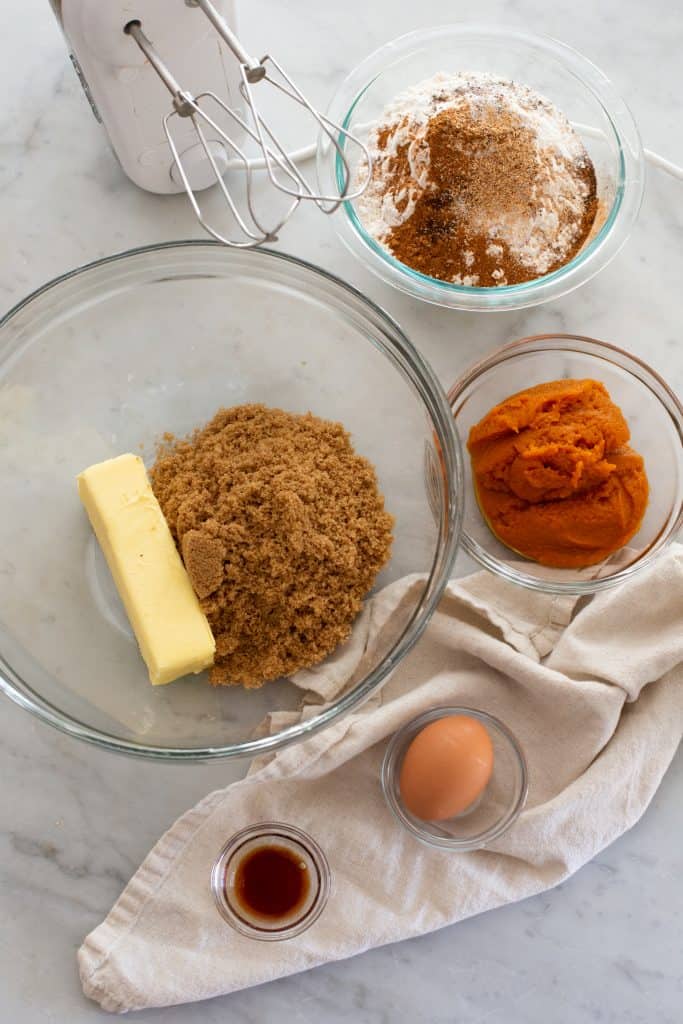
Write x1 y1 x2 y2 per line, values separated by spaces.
399 715 494 821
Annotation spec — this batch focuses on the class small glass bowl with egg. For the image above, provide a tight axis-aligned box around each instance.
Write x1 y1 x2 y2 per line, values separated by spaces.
381 707 527 850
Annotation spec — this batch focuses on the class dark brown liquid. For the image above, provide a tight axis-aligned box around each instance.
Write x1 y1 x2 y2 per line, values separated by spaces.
233 844 310 920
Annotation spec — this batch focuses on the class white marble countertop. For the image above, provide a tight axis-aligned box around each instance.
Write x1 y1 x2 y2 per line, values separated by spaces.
1 0 681 1020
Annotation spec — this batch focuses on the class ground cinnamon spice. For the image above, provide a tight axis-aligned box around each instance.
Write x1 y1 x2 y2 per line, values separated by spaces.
358 73 599 287
386 105 597 286
150 405 394 688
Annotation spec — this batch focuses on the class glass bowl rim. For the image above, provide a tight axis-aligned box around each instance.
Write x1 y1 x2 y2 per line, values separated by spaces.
321 22 644 311
0 239 464 761
210 821 331 940
447 333 683 594
381 705 529 850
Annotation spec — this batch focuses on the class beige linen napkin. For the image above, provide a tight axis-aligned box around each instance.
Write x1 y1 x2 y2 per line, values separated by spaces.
79 546 683 1013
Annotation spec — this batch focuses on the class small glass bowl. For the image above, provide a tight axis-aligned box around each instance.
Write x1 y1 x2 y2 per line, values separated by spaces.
382 707 527 850
448 335 683 595
210 822 331 940
319 24 644 312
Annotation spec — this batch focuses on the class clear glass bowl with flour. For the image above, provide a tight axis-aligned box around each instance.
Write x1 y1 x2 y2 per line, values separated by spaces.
319 25 644 312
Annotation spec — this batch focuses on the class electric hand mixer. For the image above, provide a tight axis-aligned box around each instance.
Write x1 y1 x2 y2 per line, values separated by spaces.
51 0 371 246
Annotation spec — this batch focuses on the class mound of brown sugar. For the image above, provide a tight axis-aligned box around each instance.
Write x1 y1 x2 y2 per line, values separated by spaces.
150 405 394 687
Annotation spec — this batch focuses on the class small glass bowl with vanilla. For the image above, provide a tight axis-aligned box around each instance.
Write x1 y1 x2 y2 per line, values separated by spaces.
211 822 331 940
382 707 527 850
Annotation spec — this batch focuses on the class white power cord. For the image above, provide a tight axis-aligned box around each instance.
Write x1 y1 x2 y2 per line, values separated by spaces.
572 121 683 181
643 148 683 180
230 138 683 180
238 142 318 170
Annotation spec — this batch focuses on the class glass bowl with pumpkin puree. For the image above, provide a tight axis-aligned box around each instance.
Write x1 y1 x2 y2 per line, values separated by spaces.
448 335 683 595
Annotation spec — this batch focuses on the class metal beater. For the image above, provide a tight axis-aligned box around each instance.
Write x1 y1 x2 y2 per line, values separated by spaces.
54 0 371 247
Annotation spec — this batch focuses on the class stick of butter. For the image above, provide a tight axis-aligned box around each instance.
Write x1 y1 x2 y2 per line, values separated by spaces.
77 454 215 685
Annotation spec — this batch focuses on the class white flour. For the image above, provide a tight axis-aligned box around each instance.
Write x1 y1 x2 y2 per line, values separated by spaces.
355 71 597 284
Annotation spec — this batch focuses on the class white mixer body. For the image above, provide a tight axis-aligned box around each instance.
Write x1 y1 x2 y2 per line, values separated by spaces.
57 0 245 194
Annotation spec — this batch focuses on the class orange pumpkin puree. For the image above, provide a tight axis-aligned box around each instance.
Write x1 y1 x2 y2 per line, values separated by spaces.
467 379 649 568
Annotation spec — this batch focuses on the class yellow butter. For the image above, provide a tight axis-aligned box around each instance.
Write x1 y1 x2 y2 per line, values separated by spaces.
77 454 215 685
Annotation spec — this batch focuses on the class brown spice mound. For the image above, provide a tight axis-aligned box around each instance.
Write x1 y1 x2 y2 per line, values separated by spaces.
386 105 597 286
150 405 394 688
359 74 600 287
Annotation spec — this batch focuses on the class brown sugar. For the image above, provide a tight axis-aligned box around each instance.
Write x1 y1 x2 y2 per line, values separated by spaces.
150 405 394 687
467 379 649 568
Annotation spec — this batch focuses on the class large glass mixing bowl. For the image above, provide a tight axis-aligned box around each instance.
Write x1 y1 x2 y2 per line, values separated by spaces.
0 242 462 760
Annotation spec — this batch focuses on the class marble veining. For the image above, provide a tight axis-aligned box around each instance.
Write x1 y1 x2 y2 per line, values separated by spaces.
1 0 681 1020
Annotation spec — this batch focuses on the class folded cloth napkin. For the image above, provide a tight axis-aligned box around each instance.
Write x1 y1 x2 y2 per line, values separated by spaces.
79 546 683 1013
